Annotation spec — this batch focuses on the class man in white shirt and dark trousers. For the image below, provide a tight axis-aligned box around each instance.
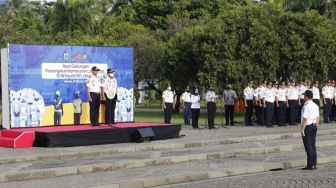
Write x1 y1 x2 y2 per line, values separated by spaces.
297 80 308 123
181 86 192 125
258 81 267 126
300 90 320 170
330 80 336 122
263 82 275 128
86 66 102 126
102 68 118 126
223 84 238 126
244 81 254 126
275 82 287 126
206 85 217 129
286 79 299 125
311 80 320 107
322 80 333 123
162 84 175 124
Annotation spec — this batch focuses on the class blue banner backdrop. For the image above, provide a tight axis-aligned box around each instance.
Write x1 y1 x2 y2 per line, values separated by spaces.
8 44 134 128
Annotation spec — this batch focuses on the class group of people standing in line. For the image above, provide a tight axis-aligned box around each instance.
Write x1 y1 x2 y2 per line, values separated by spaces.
161 79 336 129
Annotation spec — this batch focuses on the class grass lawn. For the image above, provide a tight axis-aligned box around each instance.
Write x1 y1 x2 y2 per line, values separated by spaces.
134 110 245 126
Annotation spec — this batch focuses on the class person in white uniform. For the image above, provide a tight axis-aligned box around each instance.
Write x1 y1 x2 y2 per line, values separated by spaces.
190 87 201 129
181 86 192 125
322 80 333 123
86 66 102 126
300 90 320 170
162 84 175 124
102 68 118 126
263 82 275 128
244 81 255 126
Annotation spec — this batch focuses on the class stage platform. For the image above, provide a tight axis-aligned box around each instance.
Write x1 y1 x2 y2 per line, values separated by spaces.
1 123 181 148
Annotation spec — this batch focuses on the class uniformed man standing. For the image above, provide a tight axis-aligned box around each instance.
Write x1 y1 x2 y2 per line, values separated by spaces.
206 85 217 129
181 86 192 125
244 81 254 126
322 80 333 123
102 68 118 126
312 81 320 107
73 91 82 125
275 82 287 126
223 84 238 126
263 82 275 128
53 90 63 126
254 82 262 125
162 84 175 124
330 80 336 122
272 81 279 125
300 90 320 170
258 81 267 126
86 66 102 126
297 80 308 123
286 79 299 125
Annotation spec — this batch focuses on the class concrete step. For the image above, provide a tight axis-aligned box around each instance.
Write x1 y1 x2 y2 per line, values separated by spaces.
0 135 335 184
1 128 336 165
1 145 336 188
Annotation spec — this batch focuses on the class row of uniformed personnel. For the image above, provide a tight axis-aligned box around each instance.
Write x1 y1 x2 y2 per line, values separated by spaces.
244 79 336 128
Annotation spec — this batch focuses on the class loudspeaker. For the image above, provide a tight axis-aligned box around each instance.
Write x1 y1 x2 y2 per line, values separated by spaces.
130 128 155 143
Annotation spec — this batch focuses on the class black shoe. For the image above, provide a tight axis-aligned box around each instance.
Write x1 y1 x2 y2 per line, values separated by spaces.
301 166 316 170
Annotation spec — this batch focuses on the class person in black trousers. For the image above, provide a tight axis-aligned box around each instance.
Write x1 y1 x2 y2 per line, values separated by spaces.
322 80 333 123
244 81 255 126
162 84 175 124
86 66 102 126
205 85 217 129
102 68 118 126
300 90 320 170
263 82 275 128
275 82 287 126
286 79 299 125
190 87 201 129
223 84 237 126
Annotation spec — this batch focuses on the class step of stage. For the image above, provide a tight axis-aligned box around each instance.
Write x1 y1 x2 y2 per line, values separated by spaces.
0 134 335 184
0 130 35 148
0 127 336 165
1 145 336 188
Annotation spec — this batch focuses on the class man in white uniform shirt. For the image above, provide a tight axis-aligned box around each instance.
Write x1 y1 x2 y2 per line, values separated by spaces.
275 82 287 126
300 90 320 170
206 85 217 129
286 79 299 125
263 82 275 128
330 80 336 122
86 66 102 126
258 81 267 126
322 80 333 123
162 84 175 124
297 80 308 123
102 68 118 126
311 80 320 107
181 86 192 125
244 81 254 126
